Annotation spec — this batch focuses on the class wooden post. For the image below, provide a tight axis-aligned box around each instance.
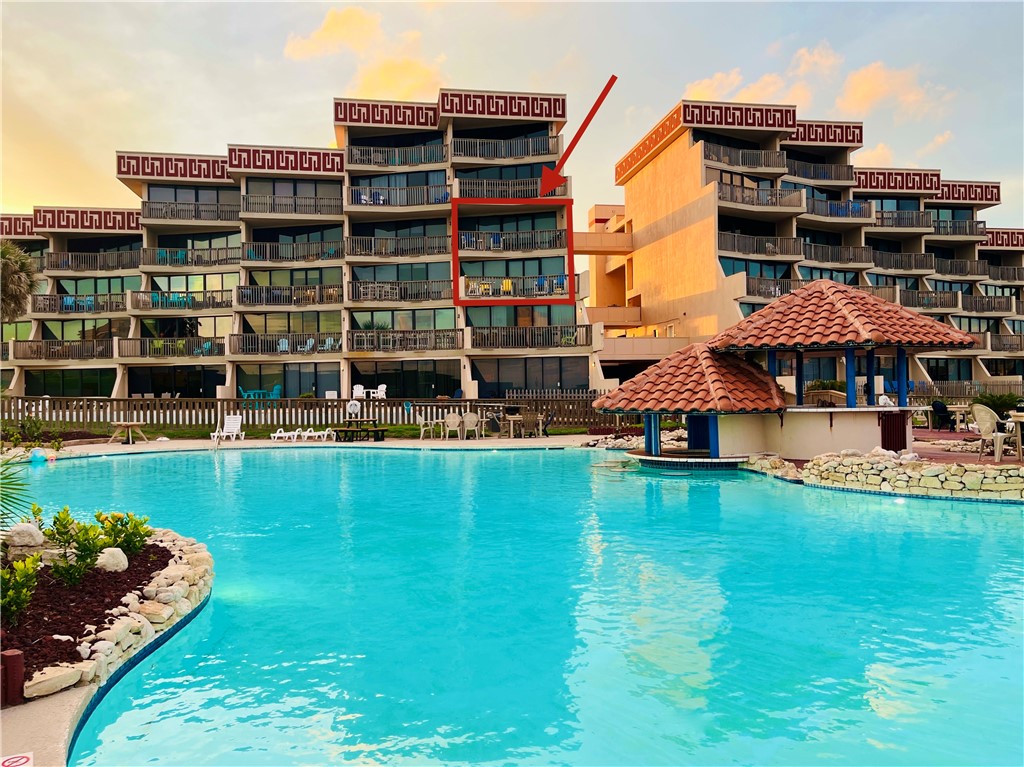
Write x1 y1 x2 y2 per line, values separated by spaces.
1 648 26 706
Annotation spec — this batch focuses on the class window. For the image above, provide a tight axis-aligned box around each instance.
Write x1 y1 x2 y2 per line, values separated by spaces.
152 273 238 292
706 169 772 189
782 181 838 201
127 365 225 399
42 319 129 341
353 170 447 189
252 225 344 244
869 273 919 290
799 267 858 284
157 230 240 249
247 179 341 198
148 185 240 204
981 284 1019 298
350 359 459 399
983 358 1024 377
471 356 589 398
930 280 972 294
953 316 998 333
349 309 454 331
1006 320 1024 334
929 207 974 221
455 162 553 182
796 228 842 246
460 256 563 278
351 219 447 239
25 369 116 397
351 263 450 282
459 212 559 232
739 303 761 318
242 312 341 334
250 268 343 287
2 321 32 341
774 357 838 380
864 237 901 253
719 257 790 279
463 305 573 327
237 363 340 399
923 358 972 381
141 317 231 339
853 196 919 211
64 235 142 253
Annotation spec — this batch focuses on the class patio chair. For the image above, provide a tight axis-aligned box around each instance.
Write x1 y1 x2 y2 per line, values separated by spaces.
462 411 482 440
268 384 282 400
417 413 441 440
318 337 336 353
521 411 540 438
970 404 1017 462
442 412 463 440
352 384 367 399
297 338 315 354
368 384 387 400
299 427 332 442
270 428 300 442
211 415 245 441
931 401 956 432
194 340 213 356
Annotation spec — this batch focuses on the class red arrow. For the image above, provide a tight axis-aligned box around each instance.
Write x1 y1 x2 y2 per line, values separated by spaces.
540 74 618 197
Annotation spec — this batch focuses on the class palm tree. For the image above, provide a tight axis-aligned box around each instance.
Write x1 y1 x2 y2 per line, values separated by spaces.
1 239 37 322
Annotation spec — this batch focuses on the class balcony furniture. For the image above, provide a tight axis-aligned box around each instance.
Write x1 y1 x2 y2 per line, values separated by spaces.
108 422 149 446
466 281 481 297
193 341 214 356
368 384 387 400
352 384 367 399
296 338 315 354
318 337 338 352
277 338 290 354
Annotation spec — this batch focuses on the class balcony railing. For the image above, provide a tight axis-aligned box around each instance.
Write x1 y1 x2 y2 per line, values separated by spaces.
347 144 448 167
872 210 933 228
716 232 803 257
12 339 114 361
457 178 568 199
745 277 897 302
347 329 462 352
241 195 344 216
31 294 126 314
141 247 241 268
348 185 451 207
718 184 803 208
457 229 567 252
229 332 346 355
784 159 856 182
934 258 990 277
989 265 1024 282
462 274 570 300
898 290 960 310
141 201 240 221
117 337 225 358
470 325 592 349
802 244 874 265
932 220 986 237
961 294 1014 313
991 334 1024 352
871 251 936 272
241 241 344 263
703 143 786 170
348 280 453 302
44 251 142 271
129 290 234 311
967 332 988 349
452 136 560 160
344 235 451 258
803 198 873 219
236 284 345 307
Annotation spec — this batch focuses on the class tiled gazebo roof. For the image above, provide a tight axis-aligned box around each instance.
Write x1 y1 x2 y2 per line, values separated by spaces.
709 280 976 351
594 343 786 414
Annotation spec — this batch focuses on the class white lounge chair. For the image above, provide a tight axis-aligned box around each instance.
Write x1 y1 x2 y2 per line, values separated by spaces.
299 427 332 441
368 384 387 400
211 415 246 441
442 412 463 440
270 427 300 442
462 411 482 440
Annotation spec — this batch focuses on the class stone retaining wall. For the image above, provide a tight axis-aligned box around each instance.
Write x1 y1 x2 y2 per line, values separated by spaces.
22 528 214 700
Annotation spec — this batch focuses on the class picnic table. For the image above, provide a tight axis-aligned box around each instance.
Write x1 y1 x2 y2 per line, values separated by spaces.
329 419 386 442
109 421 149 445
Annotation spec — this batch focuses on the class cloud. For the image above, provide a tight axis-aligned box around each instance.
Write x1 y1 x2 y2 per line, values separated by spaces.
853 142 894 167
834 62 954 121
682 69 743 101
917 130 953 157
347 31 445 101
788 41 843 79
284 6 383 60
765 39 785 57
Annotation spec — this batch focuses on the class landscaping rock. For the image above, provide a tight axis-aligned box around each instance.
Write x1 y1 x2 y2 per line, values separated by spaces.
138 600 175 624
6 522 44 547
96 547 130 572
24 665 82 698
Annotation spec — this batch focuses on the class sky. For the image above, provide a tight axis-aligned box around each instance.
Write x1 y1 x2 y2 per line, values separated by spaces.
2 1 1022 227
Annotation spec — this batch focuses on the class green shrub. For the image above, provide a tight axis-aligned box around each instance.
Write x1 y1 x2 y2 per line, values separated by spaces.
9 433 21 449
49 437 64 452
95 511 152 555
1 553 41 626
20 415 44 442
972 393 1019 419
298 392 315 399
45 508 105 586
806 379 844 392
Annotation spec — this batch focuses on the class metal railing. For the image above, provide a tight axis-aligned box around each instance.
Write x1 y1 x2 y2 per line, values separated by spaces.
802 244 874 265
348 280 453 302
241 241 344 263
452 136 560 160
44 251 142 271
718 184 803 208
31 293 126 314
347 329 462 352
462 274 569 299
457 229 567 252
470 325 592 349
961 294 1015 313
916 380 1024 399
128 290 234 310
347 184 451 207
871 251 936 271
457 178 568 199
241 195 344 216
991 334 1024 352
118 337 225 357
141 247 241 268
898 290 960 310
229 332 345 355
703 143 786 169
934 258 991 277
236 284 345 306
932 220 986 237
347 144 449 166
716 232 803 257
804 198 873 218
141 200 240 221
872 210 933 228
12 339 114 360
989 265 1024 282
344 235 451 258
745 277 897 302
784 159 856 181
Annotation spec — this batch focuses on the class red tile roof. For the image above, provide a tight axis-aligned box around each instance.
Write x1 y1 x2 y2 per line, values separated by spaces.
709 280 976 351
594 343 786 414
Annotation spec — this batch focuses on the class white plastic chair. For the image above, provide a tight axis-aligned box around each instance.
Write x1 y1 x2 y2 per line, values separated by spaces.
211 415 246 441
368 384 387 400
417 413 439 440
462 412 481 440
970 404 1017 462
299 427 332 442
352 384 366 399
442 412 463 440
270 428 300 442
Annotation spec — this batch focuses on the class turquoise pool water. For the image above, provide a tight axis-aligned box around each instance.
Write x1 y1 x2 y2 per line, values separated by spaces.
22 449 1022 766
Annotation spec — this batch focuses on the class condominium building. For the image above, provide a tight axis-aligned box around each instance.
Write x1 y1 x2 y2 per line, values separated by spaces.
1 88 607 399
580 99 1024 390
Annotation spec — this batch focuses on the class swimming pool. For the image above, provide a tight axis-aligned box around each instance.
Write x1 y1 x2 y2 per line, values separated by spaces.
23 448 1023 766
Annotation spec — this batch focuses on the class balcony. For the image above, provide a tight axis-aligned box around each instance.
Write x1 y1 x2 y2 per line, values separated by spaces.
966 332 988 350
12 339 114 361
347 329 462 352
802 244 874 267
989 265 1024 282
801 198 874 225
703 143 787 173
44 251 141 272
717 184 804 217
452 136 560 162
236 284 345 308
470 325 592 349
457 177 569 199
117 337 225 358
961 294 1015 314
898 290 960 311
241 241 344 264
141 201 240 222
461 274 570 300
346 144 448 168
240 195 344 217
784 159 856 183
598 336 690 361
934 258 990 279
585 306 643 328
991 334 1024 352
344 235 451 258
457 229 567 253
745 276 897 303
229 332 346 356
870 251 936 272
349 279 453 302
141 247 240 269
931 220 987 238
31 294 127 315
870 211 934 230
717 232 804 258
346 184 451 209
128 290 234 311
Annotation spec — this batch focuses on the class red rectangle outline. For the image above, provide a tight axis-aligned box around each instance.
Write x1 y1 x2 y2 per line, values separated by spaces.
451 197 575 307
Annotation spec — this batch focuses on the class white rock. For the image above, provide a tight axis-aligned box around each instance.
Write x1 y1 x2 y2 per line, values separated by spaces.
90 640 117 656
138 600 175 624
24 666 82 698
6 522 44 547
95 547 129 572
77 643 91 660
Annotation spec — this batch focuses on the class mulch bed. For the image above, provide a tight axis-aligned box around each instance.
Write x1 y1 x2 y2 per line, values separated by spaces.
1 544 173 677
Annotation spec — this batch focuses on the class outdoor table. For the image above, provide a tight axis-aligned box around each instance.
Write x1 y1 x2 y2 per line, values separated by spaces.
949 404 970 431
505 415 523 438
109 421 149 445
